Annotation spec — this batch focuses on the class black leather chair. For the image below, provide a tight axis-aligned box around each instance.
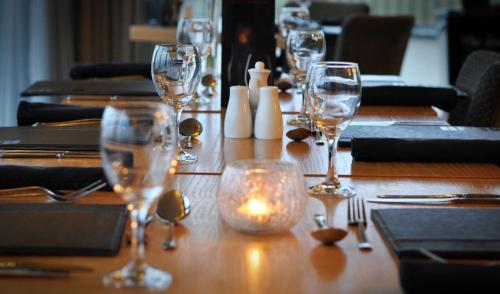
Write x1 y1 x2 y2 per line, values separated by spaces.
334 15 414 75
309 1 369 25
448 50 500 127
69 63 151 80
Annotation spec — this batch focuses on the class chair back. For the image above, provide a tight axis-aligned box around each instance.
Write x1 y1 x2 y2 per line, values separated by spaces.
450 50 500 127
334 15 414 75
309 1 369 25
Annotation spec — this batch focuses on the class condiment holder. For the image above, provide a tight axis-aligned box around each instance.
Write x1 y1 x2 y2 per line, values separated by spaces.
254 86 283 140
217 159 307 234
224 86 252 138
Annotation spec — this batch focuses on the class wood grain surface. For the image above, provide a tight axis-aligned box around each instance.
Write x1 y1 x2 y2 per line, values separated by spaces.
1 175 499 294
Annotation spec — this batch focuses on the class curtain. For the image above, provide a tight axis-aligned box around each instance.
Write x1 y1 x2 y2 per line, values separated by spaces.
0 0 147 126
0 0 75 126
76 0 147 63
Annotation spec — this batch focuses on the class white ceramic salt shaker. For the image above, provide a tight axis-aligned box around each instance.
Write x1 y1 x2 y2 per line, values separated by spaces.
254 86 283 140
248 61 271 119
224 86 252 138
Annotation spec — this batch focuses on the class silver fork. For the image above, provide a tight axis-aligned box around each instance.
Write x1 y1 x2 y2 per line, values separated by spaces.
0 179 106 202
348 197 372 250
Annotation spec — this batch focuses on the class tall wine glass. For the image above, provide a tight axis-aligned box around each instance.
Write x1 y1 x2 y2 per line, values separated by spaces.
101 103 177 290
152 44 200 164
177 17 214 105
286 28 325 127
306 62 361 197
278 6 310 40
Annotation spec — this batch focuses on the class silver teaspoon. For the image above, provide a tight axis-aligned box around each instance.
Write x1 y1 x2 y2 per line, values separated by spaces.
179 118 203 149
311 214 347 245
156 190 191 250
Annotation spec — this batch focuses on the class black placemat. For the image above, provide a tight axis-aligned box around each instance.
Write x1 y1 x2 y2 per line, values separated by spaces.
0 126 100 151
347 125 500 163
0 203 127 256
0 165 111 191
361 84 460 111
372 208 500 258
17 101 104 126
399 258 500 294
21 80 157 97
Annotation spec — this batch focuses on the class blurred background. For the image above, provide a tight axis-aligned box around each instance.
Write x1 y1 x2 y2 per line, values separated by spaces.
1 0 499 126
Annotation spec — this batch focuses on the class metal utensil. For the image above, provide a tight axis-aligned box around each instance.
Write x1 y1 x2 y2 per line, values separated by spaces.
0 179 106 202
368 198 500 205
155 190 191 250
310 214 347 245
34 118 102 127
347 198 372 251
201 73 217 97
179 118 203 149
0 261 93 277
378 193 500 199
0 150 100 159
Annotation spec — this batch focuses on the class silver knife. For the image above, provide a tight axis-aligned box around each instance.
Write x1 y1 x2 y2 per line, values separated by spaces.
368 197 500 205
0 261 93 277
378 194 500 199
0 150 100 159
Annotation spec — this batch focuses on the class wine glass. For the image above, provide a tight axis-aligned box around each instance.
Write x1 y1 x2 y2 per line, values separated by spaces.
151 44 200 164
306 62 361 197
177 17 215 105
278 6 310 40
100 103 177 290
286 28 326 126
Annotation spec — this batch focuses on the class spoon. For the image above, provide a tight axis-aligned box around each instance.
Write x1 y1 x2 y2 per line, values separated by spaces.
201 73 216 97
156 190 191 250
286 128 312 141
311 214 347 245
179 118 203 149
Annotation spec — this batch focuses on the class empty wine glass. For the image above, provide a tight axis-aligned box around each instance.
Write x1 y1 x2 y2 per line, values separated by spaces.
151 44 200 164
286 28 325 127
306 62 361 197
177 17 215 105
100 103 177 290
278 6 310 40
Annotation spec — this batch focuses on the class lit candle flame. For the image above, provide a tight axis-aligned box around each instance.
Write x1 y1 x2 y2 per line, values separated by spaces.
238 197 272 223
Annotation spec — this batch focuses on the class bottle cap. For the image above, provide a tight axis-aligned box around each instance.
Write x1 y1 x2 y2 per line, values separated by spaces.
248 61 271 74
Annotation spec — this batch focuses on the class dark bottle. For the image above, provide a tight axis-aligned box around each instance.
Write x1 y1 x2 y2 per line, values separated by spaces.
221 0 276 107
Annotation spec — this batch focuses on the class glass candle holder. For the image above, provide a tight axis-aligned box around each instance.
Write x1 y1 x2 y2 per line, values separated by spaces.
217 160 308 234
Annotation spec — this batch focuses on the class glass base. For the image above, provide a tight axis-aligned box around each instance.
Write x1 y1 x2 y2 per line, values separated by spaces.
287 115 311 127
191 92 211 106
308 182 356 197
102 263 172 291
178 150 198 165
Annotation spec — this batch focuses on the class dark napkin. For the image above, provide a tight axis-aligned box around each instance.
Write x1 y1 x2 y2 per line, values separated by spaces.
70 62 151 80
361 84 460 111
399 258 500 294
372 208 500 258
0 126 100 151
17 101 104 126
0 165 112 191
21 79 157 97
0 203 127 256
349 125 500 163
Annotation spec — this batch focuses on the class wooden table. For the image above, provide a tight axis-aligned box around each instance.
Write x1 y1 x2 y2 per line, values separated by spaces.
2 91 500 293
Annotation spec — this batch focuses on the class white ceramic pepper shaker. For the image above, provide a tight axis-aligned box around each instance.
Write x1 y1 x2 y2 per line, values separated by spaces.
248 61 271 119
254 86 283 140
224 86 252 138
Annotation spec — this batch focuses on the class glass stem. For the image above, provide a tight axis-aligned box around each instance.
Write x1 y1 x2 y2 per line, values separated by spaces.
325 136 340 187
176 110 183 154
299 83 308 118
129 203 150 274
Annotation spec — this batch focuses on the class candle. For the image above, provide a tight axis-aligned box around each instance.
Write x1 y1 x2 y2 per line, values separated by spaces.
237 196 272 223
218 160 308 234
